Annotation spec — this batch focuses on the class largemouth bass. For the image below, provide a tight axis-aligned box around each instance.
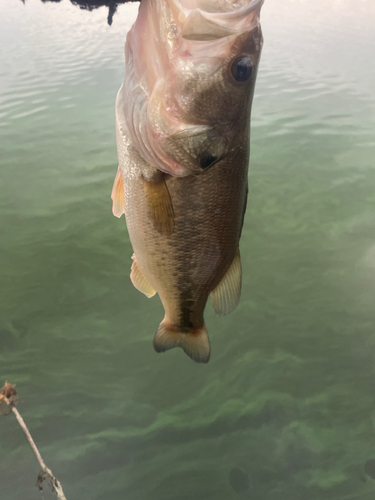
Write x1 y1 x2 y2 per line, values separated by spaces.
112 0 264 363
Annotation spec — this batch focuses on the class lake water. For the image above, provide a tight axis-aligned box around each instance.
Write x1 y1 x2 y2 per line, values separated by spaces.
1 0 375 499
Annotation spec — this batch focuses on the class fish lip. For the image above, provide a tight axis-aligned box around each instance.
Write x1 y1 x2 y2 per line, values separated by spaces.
175 0 265 18
175 0 264 41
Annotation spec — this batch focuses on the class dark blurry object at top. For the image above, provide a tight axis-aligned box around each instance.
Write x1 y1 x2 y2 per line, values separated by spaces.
21 0 138 25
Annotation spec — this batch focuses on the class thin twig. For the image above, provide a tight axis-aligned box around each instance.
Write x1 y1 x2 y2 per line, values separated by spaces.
11 406 47 469
1 381 68 500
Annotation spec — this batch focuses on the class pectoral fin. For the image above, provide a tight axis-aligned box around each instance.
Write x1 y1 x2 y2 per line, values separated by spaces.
143 177 174 236
111 167 125 218
130 255 156 298
210 248 242 317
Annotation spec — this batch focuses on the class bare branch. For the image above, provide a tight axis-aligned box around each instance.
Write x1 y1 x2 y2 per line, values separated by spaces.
1 381 68 500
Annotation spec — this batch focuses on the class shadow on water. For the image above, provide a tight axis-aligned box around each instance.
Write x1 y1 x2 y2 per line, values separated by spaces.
21 0 137 25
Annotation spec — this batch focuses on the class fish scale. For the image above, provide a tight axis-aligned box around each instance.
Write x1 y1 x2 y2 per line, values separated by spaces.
112 0 264 363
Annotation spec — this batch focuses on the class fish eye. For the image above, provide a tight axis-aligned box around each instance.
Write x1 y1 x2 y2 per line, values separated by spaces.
231 56 253 82
199 153 218 170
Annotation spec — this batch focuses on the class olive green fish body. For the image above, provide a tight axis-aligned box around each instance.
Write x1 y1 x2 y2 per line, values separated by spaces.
113 0 264 363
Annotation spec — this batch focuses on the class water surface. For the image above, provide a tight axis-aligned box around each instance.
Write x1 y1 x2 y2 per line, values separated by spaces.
1 1 375 499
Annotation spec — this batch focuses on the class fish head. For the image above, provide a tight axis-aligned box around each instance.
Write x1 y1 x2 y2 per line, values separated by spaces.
123 0 264 176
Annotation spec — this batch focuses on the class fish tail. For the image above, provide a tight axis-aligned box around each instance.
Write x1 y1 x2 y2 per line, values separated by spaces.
153 320 210 364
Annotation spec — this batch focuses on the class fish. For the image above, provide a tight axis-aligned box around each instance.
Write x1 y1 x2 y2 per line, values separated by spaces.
112 0 264 363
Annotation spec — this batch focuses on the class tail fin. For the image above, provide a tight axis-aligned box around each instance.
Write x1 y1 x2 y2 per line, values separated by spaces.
153 321 210 364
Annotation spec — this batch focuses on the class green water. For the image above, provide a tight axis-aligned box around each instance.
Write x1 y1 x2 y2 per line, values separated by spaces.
1 0 375 498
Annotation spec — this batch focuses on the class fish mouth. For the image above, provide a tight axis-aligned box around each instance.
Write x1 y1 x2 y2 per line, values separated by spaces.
175 0 264 41
176 0 264 15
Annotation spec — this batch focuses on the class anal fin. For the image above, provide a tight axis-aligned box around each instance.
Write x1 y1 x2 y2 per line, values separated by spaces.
130 254 156 298
210 247 242 317
143 177 174 236
111 167 125 218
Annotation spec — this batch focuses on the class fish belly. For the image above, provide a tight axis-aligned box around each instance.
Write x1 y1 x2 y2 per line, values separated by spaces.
122 139 248 332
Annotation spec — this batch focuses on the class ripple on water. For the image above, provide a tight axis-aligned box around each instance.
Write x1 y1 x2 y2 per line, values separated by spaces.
12 106 49 120
1 1 375 500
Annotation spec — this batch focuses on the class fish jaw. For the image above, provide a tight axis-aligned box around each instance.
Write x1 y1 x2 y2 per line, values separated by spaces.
120 0 263 177
175 0 264 40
